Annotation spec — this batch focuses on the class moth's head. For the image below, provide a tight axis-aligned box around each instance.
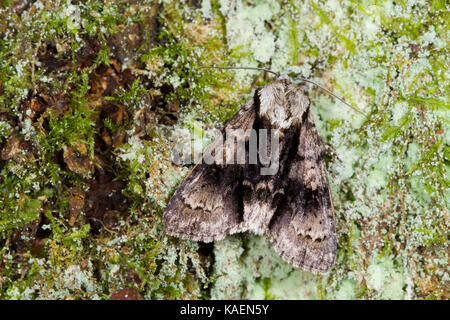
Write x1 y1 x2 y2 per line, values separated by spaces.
276 74 292 81
258 76 309 129
199 66 365 121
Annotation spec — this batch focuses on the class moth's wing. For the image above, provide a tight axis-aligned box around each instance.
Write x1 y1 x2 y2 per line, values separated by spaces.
267 110 337 274
163 96 256 242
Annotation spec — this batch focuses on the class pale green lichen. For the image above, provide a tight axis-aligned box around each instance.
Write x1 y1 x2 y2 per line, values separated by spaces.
211 234 327 300
333 279 358 300
204 0 448 300
366 254 405 300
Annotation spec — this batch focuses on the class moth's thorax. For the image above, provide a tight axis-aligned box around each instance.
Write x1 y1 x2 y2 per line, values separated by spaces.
277 74 291 81
258 78 310 129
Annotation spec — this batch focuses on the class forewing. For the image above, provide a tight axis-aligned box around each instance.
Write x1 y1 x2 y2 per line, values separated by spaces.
267 110 337 274
163 96 256 242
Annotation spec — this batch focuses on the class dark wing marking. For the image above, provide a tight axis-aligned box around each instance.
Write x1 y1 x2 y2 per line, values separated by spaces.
267 110 337 274
238 81 295 235
163 95 257 242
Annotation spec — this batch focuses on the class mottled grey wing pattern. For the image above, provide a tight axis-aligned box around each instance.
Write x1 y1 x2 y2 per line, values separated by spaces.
163 78 337 274
163 95 256 242
238 81 306 236
267 110 336 274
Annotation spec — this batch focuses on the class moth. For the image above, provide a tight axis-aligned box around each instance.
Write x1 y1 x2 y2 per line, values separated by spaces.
163 70 338 274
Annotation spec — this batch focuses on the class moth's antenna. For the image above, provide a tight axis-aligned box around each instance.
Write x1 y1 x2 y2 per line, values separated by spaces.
200 66 366 118
294 78 367 118
199 66 279 77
